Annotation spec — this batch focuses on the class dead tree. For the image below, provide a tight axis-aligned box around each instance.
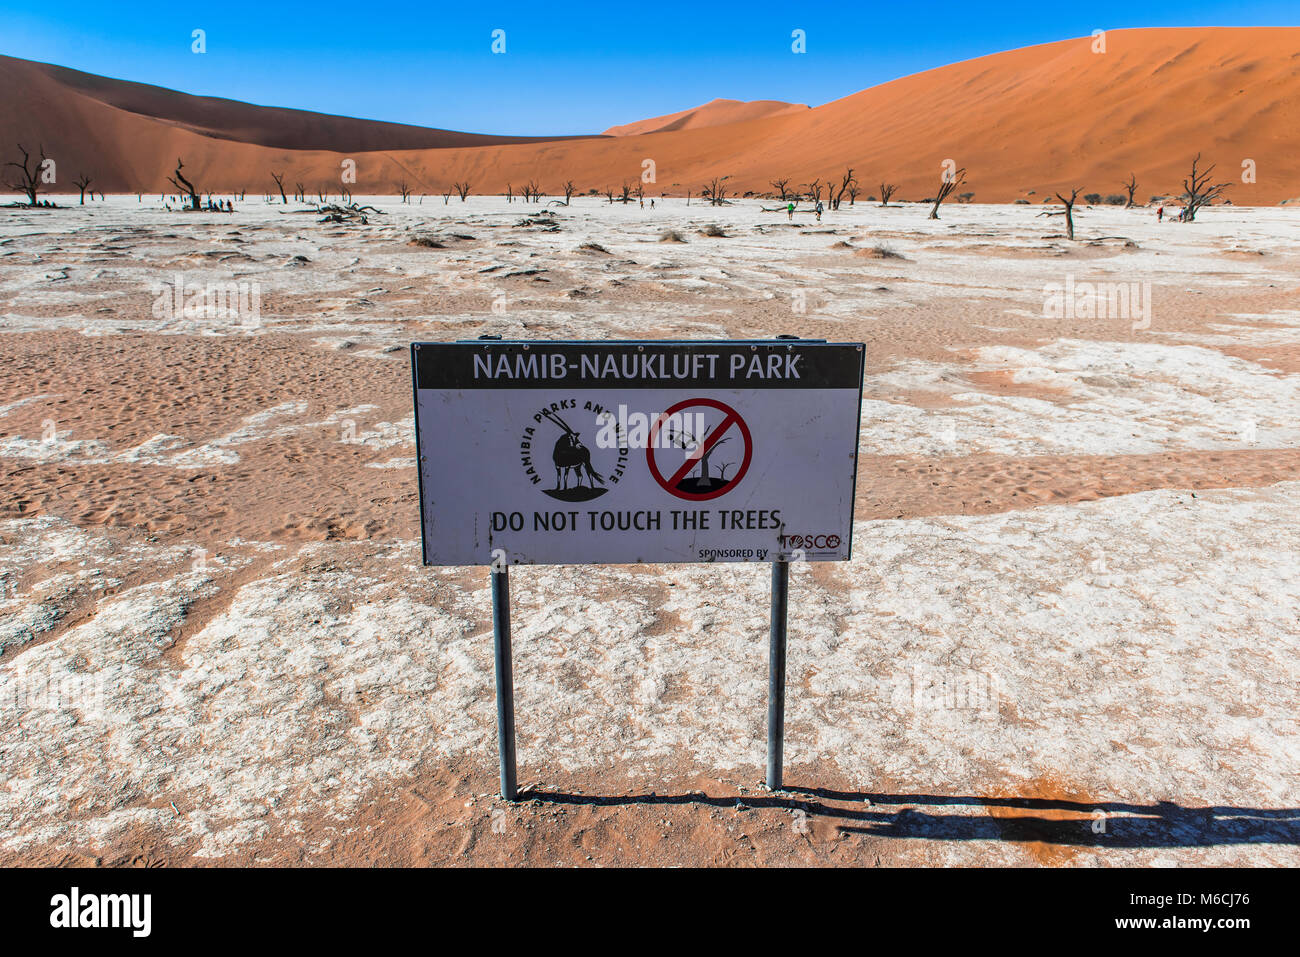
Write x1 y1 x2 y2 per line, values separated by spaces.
314 201 384 225
561 181 575 205
454 181 471 201
4 144 46 206
398 182 411 204
830 168 856 210
847 182 860 205
928 167 966 220
662 422 731 488
168 159 202 210
619 182 633 204
879 183 898 206
73 173 92 205
294 182 305 202
803 179 824 204
505 183 514 203
700 176 731 206
270 171 287 204
1038 188 1081 240
769 178 792 201
442 188 453 205
1181 153 1230 222
604 186 615 204
1122 173 1138 208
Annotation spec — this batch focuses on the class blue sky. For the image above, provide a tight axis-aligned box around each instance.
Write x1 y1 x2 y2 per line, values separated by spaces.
3 1 1296 134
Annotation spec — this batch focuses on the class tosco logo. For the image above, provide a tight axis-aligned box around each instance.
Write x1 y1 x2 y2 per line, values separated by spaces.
779 533 842 551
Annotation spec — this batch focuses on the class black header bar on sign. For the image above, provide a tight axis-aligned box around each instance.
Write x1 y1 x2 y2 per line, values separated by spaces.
412 340 864 390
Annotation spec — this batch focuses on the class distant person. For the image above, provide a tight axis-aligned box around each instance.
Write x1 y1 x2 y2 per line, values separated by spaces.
650 199 655 209
639 197 644 208
787 202 794 220
815 199 823 222
1157 205 1164 222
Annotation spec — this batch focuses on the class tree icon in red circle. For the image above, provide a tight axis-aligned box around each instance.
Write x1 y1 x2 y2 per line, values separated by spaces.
646 398 753 501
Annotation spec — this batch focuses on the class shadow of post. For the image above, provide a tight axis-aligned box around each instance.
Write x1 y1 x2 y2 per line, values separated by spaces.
522 784 1300 848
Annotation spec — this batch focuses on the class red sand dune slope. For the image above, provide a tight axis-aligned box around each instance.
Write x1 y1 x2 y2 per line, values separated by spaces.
3 28 1298 204
0 55 596 153
603 98 809 136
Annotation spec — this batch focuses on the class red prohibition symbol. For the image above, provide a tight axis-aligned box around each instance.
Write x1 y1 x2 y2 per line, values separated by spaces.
646 398 753 501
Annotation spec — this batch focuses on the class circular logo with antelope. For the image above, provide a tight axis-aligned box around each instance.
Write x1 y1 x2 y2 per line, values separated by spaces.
520 401 616 503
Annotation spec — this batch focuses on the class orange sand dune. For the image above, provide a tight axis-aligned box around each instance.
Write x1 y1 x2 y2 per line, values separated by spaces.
603 98 809 136
3 28 1298 204
0 55 597 153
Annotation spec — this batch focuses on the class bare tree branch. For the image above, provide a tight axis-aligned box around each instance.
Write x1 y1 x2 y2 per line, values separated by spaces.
168 159 201 211
830 168 856 210
1123 172 1138 209
928 167 966 220
1037 187 1081 240
700 176 732 206
1180 153 1230 222
4 144 46 206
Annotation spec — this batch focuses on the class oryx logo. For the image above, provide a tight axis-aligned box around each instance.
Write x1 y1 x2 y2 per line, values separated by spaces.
518 400 628 502
50 886 151 937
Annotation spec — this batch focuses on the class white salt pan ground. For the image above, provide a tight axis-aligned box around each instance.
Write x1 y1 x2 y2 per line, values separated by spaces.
1 479 1296 862
1 197 1297 864
864 339 1300 455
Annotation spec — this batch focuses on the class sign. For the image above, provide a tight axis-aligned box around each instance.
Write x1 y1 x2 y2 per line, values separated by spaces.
412 340 865 566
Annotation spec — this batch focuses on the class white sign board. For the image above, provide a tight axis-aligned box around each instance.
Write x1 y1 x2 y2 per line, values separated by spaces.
412 340 864 566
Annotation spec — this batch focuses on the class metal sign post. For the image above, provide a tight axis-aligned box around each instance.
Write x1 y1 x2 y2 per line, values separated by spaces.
491 566 518 801
767 559 789 790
